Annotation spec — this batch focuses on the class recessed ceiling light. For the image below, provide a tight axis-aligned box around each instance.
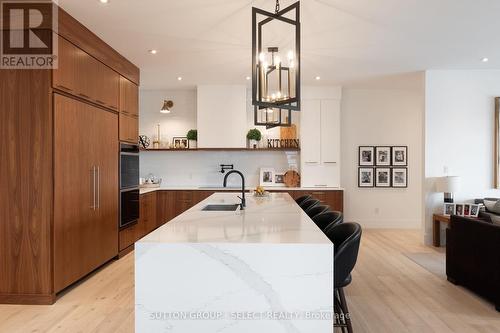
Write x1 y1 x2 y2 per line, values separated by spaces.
98 0 109 4
481 57 489 62
246 76 251 80
148 49 157 55
177 77 182 81
315 76 321 80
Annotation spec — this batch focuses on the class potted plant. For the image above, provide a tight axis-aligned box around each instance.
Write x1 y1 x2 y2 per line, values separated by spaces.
246 128 262 149
186 129 197 149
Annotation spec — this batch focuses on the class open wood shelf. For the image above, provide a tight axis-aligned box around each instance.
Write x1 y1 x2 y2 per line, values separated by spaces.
140 147 300 152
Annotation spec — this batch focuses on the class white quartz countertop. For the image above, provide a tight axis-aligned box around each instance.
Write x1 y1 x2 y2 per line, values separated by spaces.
139 185 344 195
138 192 332 244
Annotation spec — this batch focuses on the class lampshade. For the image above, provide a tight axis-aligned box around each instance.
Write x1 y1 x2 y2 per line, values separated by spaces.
435 176 461 193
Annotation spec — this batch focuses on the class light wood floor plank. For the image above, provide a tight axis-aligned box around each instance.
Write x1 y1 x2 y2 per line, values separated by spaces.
1 229 498 333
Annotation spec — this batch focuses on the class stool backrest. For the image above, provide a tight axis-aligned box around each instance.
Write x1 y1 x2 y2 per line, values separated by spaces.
325 222 362 287
306 204 330 219
299 198 320 211
312 211 343 231
295 195 312 205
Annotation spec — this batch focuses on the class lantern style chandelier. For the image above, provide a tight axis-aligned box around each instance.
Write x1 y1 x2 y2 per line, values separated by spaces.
252 0 300 128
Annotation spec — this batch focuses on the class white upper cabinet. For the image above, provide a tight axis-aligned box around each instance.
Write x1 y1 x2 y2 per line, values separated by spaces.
300 87 342 187
197 85 247 148
300 100 321 163
320 99 340 164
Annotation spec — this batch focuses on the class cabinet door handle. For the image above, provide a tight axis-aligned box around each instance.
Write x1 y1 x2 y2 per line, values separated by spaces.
324 161 337 164
314 184 327 187
92 166 96 210
97 166 100 209
78 93 90 98
56 84 73 92
305 161 318 164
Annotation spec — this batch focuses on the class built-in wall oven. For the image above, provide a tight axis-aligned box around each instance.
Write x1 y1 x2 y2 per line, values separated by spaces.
120 143 139 228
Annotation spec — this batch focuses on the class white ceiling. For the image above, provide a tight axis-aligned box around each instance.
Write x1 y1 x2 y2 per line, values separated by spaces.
59 0 500 90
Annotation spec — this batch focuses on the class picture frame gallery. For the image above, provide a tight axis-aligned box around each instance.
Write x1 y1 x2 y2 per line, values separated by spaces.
358 146 408 188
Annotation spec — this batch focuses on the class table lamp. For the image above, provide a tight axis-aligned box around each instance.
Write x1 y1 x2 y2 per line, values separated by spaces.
436 176 461 203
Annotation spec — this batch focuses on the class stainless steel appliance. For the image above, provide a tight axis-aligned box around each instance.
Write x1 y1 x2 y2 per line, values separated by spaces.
120 143 139 228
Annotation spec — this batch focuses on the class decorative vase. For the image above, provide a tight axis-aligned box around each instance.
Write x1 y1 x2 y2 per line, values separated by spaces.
189 140 197 149
249 139 258 149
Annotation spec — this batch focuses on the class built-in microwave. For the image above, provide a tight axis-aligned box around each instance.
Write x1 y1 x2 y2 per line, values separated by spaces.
120 143 139 189
120 143 139 228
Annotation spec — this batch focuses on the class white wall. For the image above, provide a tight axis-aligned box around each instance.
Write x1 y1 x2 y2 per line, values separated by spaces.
424 70 500 244
139 89 197 144
341 79 425 229
139 87 299 186
197 85 247 148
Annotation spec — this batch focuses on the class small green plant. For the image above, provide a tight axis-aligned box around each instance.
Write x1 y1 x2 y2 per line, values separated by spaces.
246 128 262 141
186 129 197 141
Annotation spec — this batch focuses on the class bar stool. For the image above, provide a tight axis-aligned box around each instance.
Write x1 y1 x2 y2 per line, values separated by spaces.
325 222 362 333
305 204 330 219
312 211 343 231
295 194 312 206
299 198 320 212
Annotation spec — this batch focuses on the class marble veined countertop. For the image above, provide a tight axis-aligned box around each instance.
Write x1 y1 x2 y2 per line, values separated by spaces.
139 185 344 195
138 192 332 244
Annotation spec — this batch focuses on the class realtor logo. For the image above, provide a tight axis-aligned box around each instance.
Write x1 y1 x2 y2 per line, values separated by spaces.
1 0 58 69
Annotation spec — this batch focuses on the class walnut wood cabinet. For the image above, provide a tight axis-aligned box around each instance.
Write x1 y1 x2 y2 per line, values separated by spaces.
53 35 119 111
120 76 139 116
278 190 344 212
54 94 119 292
0 6 139 305
119 113 139 143
119 76 139 143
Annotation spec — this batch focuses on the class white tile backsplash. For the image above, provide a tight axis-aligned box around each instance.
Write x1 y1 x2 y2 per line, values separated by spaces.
140 150 299 188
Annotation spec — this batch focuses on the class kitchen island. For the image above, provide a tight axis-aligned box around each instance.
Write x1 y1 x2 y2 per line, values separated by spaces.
135 192 334 332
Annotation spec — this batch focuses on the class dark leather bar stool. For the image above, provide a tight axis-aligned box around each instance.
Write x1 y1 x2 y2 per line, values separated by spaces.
325 222 362 333
295 194 312 206
312 211 343 231
299 198 320 212
305 204 330 219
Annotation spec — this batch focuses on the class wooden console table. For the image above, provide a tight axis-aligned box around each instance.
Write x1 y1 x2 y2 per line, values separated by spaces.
433 214 450 247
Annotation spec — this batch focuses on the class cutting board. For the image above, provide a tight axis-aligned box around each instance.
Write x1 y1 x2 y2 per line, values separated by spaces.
284 170 300 187
280 124 297 140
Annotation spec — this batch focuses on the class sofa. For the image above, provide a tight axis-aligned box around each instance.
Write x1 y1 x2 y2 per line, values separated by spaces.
446 215 500 311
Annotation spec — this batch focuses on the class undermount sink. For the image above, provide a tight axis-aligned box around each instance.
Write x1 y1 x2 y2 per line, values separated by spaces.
202 204 240 211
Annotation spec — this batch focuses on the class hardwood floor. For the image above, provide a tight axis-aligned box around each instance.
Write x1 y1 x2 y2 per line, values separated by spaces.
0 229 498 332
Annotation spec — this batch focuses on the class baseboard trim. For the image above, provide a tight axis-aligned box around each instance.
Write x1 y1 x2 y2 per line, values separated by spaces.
0 292 56 305
353 219 421 229
118 244 134 258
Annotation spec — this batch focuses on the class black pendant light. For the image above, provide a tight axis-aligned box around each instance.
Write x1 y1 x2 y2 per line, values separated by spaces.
252 0 300 129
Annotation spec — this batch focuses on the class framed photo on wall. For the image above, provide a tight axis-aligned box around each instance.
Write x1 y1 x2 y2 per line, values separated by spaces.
359 146 375 166
392 168 408 188
375 146 391 166
392 146 408 166
358 167 374 187
375 168 391 187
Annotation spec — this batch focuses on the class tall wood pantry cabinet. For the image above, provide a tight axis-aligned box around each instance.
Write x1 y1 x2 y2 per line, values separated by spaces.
0 6 139 304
